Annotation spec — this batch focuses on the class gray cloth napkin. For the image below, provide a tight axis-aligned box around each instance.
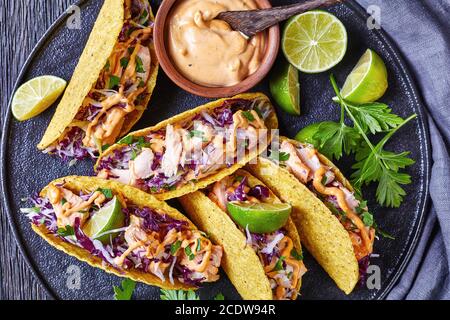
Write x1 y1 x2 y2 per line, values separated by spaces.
356 0 450 299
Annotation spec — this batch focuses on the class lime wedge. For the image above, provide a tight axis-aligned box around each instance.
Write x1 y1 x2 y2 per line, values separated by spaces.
11 75 66 121
83 196 125 244
227 202 292 234
282 11 347 73
340 49 388 103
270 62 300 115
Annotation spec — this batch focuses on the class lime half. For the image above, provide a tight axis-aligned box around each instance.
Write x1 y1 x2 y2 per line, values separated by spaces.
227 202 292 234
11 75 66 121
340 49 388 103
83 196 125 244
282 11 348 73
270 62 300 115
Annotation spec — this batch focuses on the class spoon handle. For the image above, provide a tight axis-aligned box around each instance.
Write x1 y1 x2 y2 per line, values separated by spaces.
218 0 343 37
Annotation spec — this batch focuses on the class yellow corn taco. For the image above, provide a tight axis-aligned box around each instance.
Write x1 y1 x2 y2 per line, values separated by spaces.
246 136 376 294
38 0 159 161
179 169 307 300
23 176 223 290
95 93 278 200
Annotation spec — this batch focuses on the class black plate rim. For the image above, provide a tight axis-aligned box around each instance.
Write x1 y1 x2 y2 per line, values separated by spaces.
0 0 431 300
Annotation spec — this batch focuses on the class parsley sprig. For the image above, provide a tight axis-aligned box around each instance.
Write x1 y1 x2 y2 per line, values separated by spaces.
312 75 416 208
113 279 136 300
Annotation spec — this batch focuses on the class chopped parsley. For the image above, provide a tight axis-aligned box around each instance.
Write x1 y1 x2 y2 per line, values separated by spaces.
184 246 195 261
170 240 182 255
274 256 285 271
57 225 75 237
136 56 145 73
108 75 120 89
120 57 129 68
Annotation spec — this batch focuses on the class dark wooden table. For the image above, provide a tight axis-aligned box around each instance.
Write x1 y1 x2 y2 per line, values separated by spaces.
0 0 75 300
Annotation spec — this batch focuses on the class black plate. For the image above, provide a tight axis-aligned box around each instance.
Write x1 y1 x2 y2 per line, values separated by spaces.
1 0 431 300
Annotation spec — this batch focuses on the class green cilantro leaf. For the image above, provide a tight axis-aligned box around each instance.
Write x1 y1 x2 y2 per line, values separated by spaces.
113 279 136 300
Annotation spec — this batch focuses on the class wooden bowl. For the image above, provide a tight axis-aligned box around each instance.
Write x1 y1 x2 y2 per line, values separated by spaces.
154 0 280 98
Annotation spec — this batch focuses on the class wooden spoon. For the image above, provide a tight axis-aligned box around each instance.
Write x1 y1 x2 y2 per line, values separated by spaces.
218 0 344 37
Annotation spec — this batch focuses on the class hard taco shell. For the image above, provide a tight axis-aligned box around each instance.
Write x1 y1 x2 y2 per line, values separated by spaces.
179 169 302 300
38 0 159 150
32 176 197 290
246 137 359 294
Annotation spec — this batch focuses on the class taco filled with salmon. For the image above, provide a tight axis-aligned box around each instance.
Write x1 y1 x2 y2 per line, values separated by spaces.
179 169 307 300
246 137 376 294
21 176 222 289
38 0 159 162
95 93 278 200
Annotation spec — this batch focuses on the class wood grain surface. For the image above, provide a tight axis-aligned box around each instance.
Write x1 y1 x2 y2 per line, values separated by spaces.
0 0 74 300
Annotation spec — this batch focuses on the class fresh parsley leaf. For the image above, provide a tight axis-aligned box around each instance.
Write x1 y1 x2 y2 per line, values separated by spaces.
108 75 120 89
328 74 417 208
160 289 200 300
274 256 285 271
314 121 360 160
269 151 290 162
361 212 374 227
214 293 225 300
118 135 134 145
136 56 145 73
61 198 67 205
242 111 255 121
113 279 136 300
101 144 111 152
377 168 411 208
346 102 404 134
57 225 74 237
291 249 303 261
120 57 129 68
104 60 110 71
170 240 181 255
184 246 195 260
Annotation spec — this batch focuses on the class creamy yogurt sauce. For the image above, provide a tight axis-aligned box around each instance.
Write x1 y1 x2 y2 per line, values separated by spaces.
167 0 266 87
